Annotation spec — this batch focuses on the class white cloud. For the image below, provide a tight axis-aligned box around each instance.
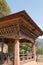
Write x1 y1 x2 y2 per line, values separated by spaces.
38 36 43 39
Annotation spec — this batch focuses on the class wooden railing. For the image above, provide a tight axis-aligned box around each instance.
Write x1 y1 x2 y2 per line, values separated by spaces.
20 54 34 64
0 52 34 65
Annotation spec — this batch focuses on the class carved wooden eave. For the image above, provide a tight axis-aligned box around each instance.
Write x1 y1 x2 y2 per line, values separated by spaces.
0 10 43 43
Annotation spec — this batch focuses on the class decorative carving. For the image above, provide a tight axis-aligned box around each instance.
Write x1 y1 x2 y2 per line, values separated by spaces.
0 23 20 36
19 21 37 39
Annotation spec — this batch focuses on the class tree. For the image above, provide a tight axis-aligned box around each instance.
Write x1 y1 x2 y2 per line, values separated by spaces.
36 42 43 55
0 0 11 18
20 42 32 53
36 48 43 55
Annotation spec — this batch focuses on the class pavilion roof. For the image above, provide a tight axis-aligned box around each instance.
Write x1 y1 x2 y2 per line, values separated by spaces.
0 10 43 41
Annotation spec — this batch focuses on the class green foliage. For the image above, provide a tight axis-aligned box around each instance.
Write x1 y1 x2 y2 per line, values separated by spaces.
36 42 43 55
0 0 11 16
20 41 43 55
20 42 32 53
36 48 43 55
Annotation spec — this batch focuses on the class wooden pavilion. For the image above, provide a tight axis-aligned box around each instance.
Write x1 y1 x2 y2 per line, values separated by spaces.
0 10 43 65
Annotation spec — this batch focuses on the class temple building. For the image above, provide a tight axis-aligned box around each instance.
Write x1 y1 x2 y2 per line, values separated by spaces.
0 10 43 65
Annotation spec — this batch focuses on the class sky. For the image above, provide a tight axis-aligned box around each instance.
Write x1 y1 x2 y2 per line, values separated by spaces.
6 0 43 39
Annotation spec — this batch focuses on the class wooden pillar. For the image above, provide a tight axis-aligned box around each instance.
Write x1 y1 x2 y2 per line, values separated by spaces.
32 43 36 61
26 51 29 60
14 39 20 65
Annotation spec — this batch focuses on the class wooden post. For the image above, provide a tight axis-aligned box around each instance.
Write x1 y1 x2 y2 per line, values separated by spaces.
26 51 29 60
22 52 25 62
14 39 20 65
32 43 36 61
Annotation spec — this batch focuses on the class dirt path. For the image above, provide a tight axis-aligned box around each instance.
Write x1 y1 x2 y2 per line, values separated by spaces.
2 60 43 65
37 62 43 65
23 61 43 65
